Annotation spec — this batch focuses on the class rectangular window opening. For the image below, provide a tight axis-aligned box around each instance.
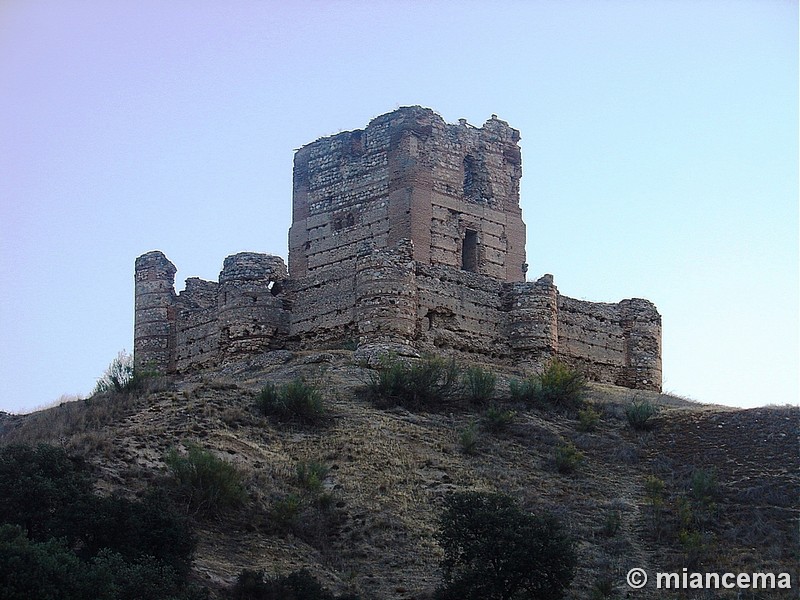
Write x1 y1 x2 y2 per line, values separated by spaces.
462 229 478 272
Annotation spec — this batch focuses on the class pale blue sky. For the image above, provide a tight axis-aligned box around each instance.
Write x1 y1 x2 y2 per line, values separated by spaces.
1 0 797 412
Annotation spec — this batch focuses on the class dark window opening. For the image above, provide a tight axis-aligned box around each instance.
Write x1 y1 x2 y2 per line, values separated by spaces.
462 229 478 273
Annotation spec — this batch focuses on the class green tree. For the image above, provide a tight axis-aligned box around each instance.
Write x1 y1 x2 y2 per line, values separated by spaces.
0 525 103 600
436 491 576 600
0 444 92 542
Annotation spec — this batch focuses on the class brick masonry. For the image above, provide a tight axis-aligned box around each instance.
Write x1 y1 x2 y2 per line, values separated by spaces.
134 107 662 391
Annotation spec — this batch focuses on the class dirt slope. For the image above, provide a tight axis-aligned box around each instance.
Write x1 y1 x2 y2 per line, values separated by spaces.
1 351 797 599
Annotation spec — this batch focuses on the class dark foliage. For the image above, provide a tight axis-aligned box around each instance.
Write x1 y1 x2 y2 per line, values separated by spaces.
256 380 328 425
0 444 201 599
436 491 576 600
229 568 360 600
509 361 586 410
0 443 92 542
165 443 247 517
364 355 462 410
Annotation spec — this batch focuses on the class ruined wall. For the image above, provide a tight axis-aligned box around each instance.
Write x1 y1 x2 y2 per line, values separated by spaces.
554 296 661 390
133 107 662 392
355 239 417 350
288 117 391 277
175 277 219 371
134 251 291 373
425 114 526 282
285 263 358 349
415 263 507 357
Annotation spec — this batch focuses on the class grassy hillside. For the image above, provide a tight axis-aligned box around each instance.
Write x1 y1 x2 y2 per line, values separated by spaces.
1 350 797 599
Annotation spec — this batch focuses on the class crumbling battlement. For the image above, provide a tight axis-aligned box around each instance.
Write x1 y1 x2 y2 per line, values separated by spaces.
134 107 662 391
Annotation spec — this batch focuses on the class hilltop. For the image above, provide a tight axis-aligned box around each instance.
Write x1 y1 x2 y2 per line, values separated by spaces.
1 351 797 599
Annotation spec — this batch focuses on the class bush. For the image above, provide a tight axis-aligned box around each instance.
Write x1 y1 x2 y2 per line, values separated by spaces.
509 361 586 409
536 360 587 409
256 380 327 426
269 494 303 532
690 468 718 505
601 508 622 537
644 474 666 534
0 445 202 600
577 404 601 432
463 366 496 404
93 350 152 395
229 567 360 600
0 444 92 542
508 376 540 403
436 491 576 600
482 405 516 433
625 398 658 430
165 444 246 517
364 355 461 410
458 422 479 456
0 524 99 600
554 441 584 474
296 461 329 495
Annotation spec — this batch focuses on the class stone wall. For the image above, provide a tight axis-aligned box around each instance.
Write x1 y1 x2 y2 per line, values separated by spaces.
134 251 291 372
175 277 218 371
133 106 662 392
134 246 661 391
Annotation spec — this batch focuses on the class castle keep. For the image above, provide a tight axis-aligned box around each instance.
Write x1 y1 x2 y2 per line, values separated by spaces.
134 106 662 391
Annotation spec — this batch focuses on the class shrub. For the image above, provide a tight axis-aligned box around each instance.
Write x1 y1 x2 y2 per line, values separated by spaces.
625 398 658 430
270 494 303 532
458 422 479 456
644 474 666 534
93 350 154 395
690 468 718 505
0 445 202 600
463 366 496 404
577 404 601 432
644 475 665 507
508 376 540 403
296 461 329 495
0 524 99 599
0 444 92 542
536 360 587 409
229 567 360 600
364 355 461 410
509 361 586 409
256 379 327 426
678 528 707 568
436 491 576 600
554 441 584 474
79 490 196 575
482 405 516 433
592 576 615 599
600 508 622 537
165 444 246 517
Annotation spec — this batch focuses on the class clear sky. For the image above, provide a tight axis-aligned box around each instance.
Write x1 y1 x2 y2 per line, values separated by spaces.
0 0 797 413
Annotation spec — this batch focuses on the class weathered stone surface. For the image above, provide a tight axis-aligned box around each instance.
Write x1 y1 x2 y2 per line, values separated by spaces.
132 107 662 391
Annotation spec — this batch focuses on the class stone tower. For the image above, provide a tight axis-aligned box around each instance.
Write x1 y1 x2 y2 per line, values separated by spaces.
288 106 527 283
133 251 177 373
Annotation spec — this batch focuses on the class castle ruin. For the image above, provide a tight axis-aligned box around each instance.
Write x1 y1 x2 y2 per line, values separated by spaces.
134 106 662 391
